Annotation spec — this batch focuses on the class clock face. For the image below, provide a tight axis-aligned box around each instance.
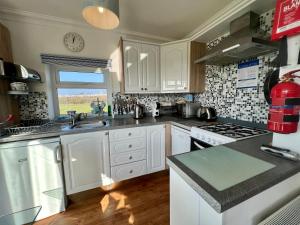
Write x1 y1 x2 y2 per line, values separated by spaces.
63 32 85 52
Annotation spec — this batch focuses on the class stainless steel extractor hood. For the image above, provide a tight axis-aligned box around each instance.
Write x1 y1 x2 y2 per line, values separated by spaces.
195 12 279 65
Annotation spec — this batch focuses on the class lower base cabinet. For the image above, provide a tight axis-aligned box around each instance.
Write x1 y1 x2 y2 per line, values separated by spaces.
147 125 166 173
61 131 110 195
111 160 147 182
109 125 166 183
62 125 166 195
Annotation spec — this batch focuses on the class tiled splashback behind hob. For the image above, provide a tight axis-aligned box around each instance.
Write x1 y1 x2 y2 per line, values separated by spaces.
19 9 276 124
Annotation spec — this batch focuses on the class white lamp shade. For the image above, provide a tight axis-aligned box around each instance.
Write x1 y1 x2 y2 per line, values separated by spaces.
82 0 120 30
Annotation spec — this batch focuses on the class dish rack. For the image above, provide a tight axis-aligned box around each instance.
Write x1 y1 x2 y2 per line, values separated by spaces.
4 120 56 136
258 195 300 225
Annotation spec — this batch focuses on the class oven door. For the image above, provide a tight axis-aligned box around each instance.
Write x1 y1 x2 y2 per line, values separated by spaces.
190 137 212 151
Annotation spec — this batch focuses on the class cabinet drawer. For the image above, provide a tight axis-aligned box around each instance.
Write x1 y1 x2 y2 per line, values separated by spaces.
109 127 146 142
110 138 146 154
111 160 147 182
110 149 146 166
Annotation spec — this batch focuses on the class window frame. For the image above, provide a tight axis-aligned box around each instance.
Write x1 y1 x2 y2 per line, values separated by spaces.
51 65 111 117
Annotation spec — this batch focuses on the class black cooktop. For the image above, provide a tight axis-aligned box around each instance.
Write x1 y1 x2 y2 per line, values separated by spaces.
197 123 269 139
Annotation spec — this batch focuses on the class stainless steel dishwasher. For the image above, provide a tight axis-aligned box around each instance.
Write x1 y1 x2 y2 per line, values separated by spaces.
0 137 66 221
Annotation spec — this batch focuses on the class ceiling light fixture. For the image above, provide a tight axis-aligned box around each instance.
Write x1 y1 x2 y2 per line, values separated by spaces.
82 0 120 30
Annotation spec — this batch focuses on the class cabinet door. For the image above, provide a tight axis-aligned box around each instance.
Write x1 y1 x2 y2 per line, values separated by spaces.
161 41 189 92
61 131 110 194
140 44 160 92
0 147 34 216
171 126 191 155
147 125 165 173
123 41 143 93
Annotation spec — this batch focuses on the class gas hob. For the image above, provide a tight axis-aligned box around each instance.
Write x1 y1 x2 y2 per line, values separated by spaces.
191 123 269 146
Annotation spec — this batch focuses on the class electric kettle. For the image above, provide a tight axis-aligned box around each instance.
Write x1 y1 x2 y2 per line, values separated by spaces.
133 104 144 119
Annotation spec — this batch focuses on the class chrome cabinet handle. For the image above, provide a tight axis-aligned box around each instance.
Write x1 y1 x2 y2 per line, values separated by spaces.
18 158 28 163
193 141 205 150
55 145 62 163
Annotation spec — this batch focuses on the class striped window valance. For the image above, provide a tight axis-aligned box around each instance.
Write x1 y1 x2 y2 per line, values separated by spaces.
40 54 111 69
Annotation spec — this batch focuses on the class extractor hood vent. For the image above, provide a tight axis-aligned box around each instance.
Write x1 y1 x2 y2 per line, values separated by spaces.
195 12 279 66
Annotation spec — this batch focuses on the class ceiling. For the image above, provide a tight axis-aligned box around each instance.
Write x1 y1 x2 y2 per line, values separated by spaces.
0 0 235 40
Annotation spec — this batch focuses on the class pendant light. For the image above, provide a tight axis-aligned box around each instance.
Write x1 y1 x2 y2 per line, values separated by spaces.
82 0 120 30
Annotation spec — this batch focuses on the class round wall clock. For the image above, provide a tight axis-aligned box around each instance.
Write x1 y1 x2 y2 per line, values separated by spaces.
63 32 85 52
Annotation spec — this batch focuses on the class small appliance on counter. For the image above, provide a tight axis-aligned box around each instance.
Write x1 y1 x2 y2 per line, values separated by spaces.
151 102 160 117
158 102 177 116
133 103 144 119
197 107 217 121
176 102 201 118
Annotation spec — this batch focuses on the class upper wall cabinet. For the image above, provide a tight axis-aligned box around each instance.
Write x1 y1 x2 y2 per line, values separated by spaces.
161 40 206 93
123 40 160 93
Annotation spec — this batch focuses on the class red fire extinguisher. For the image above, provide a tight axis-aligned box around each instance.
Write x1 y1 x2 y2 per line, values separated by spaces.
268 69 300 134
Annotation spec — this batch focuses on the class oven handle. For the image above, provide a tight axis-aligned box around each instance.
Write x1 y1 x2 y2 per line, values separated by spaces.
193 141 205 150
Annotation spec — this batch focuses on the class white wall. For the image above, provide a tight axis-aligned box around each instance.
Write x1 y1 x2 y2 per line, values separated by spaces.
0 17 122 92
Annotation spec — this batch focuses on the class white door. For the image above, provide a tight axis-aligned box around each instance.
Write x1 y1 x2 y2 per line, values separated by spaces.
123 41 143 93
147 125 165 173
171 126 191 155
161 41 189 92
140 44 160 92
0 147 34 216
28 140 65 220
61 131 110 194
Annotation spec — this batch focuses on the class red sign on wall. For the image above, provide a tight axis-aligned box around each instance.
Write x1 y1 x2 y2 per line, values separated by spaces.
272 0 300 40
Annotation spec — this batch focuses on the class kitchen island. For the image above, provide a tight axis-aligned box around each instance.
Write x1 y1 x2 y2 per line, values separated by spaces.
167 134 300 225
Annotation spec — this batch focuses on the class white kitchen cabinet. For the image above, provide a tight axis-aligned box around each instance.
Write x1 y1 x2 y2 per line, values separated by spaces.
161 41 189 92
171 126 191 155
111 160 147 182
123 40 160 93
140 44 160 92
123 41 142 93
61 131 110 195
0 147 34 215
147 125 166 173
161 40 207 93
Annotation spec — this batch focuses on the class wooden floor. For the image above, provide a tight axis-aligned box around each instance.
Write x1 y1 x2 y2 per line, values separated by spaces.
36 171 170 225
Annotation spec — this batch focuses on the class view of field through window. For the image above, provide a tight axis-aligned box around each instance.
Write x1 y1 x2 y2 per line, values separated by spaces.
57 71 107 115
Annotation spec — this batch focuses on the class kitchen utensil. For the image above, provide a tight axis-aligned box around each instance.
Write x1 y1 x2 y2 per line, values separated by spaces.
263 69 279 104
260 144 300 161
10 82 28 91
133 104 144 119
197 107 217 121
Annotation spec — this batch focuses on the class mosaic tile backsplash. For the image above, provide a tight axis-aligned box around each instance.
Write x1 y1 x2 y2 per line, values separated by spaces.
19 92 48 120
19 9 276 124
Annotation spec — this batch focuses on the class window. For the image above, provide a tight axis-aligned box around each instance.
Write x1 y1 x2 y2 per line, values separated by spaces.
53 67 110 116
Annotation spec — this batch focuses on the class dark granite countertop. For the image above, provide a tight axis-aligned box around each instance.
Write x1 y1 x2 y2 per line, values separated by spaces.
0 115 198 143
167 134 300 213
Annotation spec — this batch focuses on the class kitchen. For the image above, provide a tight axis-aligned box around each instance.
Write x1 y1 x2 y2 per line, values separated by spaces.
0 0 300 224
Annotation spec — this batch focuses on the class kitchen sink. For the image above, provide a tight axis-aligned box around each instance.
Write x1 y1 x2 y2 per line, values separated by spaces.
74 122 106 129
63 120 108 131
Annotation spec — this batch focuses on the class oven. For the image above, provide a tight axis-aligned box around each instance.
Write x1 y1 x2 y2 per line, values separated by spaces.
190 137 213 151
